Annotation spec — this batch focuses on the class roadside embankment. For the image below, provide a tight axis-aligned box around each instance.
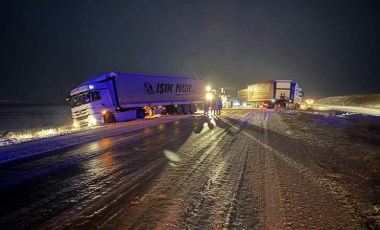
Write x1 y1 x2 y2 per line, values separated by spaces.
317 94 380 109
314 94 380 116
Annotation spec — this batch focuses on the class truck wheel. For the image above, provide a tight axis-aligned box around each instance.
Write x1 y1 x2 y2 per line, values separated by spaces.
182 105 190 114
137 109 146 119
190 104 197 114
176 105 183 114
103 112 116 123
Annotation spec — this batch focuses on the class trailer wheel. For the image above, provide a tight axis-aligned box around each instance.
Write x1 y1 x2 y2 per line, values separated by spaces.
165 105 175 115
176 105 183 114
182 105 190 114
137 109 146 119
103 112 116 124
190 104 197 114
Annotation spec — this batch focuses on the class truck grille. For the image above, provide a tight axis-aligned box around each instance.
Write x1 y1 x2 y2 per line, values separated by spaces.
77 115 89 121
73 109 89 118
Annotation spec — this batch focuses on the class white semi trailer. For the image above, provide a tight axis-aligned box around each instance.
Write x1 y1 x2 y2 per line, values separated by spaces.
67 72 206 127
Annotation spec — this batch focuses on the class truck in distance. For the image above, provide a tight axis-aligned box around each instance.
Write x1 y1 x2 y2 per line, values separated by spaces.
67 72 206 127
240 80 304 108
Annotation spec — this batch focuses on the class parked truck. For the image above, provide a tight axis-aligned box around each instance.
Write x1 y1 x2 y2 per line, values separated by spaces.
237 89 248 106
242 80 303 108
67 72 206 127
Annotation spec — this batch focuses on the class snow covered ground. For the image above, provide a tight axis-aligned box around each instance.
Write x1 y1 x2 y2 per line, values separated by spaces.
0 104 73 146
314 94 380 116
0 104 178 147
0 104 72 130
318 94 380 109
1 99 379 148
0 105 197 164
0 107 379 228
313 104 380 116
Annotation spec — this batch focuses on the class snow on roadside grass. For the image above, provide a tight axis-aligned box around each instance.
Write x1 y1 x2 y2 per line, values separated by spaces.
0 125 100 146
0 114 166 147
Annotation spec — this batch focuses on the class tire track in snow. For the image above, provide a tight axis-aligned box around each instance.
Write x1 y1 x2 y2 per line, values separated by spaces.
237 111 360 229
99 112 248 229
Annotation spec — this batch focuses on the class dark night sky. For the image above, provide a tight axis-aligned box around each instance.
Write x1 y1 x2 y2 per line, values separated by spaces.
1 0 379 103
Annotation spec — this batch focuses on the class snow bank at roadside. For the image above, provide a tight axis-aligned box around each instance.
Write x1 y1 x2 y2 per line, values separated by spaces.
0 114 195 164
317 94 380 109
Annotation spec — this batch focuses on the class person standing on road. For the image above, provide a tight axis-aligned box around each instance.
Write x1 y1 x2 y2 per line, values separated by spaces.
211 98 217 115
204 100 210 116
217 98 223 115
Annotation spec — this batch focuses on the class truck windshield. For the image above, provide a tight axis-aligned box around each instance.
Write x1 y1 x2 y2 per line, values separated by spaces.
68 91 102 108
68 91 91 108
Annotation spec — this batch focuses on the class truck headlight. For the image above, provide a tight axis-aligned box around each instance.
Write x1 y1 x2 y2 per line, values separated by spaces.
73 120 80 129
88 115 97 126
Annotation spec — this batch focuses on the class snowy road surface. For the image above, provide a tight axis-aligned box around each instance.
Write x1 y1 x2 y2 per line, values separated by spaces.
0 109 378 229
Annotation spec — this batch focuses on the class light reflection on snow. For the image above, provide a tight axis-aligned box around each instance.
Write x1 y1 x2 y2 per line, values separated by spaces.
164 150 181 167
101 152 115 168
210 118 217 127
88 141 101 152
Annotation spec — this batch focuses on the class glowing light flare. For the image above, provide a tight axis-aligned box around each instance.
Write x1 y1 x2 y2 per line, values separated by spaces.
73 121 80 129
305 99 315 105
206 86 212 92
206 92 214 101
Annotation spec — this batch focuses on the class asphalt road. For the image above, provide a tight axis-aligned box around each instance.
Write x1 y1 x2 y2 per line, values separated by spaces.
0 109 374 229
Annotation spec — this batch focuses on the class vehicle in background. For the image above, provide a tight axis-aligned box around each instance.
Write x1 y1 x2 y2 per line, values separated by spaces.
67 72 206 127
239 80 304 109
237 89 248 106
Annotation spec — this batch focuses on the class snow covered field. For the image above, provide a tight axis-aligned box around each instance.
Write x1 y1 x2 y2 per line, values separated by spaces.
318 94 380 109
315 94 380 116
0 104 72 130
0 104 73 146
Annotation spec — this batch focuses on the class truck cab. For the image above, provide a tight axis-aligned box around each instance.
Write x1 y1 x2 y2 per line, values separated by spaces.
67 83 114 127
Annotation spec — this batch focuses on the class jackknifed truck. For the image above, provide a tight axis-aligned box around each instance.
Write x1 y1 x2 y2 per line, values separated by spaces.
67 72 206 127
238 80 304 108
